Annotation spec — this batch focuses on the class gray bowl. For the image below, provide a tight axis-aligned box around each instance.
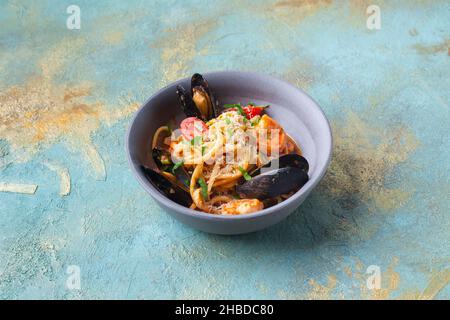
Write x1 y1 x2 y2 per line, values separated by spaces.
126 71 332 235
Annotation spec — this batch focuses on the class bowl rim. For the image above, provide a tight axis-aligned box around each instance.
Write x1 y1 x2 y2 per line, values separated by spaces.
126 70 333 221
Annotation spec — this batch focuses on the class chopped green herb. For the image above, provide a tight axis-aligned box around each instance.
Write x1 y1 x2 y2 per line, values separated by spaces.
224 103 241 109
190 136 202 146
250 117 261 127
172 161 184 174
198 177 208 200
235 105 248 121
227 128 233 138
201 146 207 155
238 166 252 181
225 117 231 125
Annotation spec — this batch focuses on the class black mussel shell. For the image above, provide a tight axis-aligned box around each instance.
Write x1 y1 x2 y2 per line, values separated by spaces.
249 153 309 177
262 197 280 209
236 166 309 200
191 73 220 119
152 148 171 169
151 149 190 191
176 85 203 119
140 166 192 207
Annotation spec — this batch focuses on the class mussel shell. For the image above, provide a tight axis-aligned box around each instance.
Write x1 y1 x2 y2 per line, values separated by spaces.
171 166 191 191
176 85 203 119
250 153 309 177
191 73 220 119
140 166 192 207
152 148 190 191
152 148 171 169
236 166 309 200
262 197 280 209
192 86 212 120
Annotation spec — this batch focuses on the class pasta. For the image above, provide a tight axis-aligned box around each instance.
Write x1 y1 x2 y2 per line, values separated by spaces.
146 73 309 215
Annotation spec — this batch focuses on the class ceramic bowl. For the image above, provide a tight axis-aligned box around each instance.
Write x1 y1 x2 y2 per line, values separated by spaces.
126 71 332 235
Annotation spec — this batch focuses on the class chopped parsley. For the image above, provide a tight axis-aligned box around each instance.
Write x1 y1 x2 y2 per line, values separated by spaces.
238 166 252 181
172 161 184 174
235 105 248 121
250 117 260 127
201 146 207 155
198 177 208 200
224 103 241 109
190 136 202 146
227 128 233 138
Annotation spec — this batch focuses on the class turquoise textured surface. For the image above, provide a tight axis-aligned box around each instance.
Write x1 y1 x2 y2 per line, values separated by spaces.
0 0 449 299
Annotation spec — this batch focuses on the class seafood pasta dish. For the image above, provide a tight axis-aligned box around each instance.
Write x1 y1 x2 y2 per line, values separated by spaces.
142 73 309 215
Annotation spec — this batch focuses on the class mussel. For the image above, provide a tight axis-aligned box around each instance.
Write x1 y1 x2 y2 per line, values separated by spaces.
236 154 309 200
140 166 192 207
176 85 203 119
152 148 190 190
249 153 309 177
152 148 171 170
176 73 220 121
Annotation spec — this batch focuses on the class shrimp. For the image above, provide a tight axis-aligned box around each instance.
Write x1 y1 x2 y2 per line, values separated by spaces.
219 199 264 215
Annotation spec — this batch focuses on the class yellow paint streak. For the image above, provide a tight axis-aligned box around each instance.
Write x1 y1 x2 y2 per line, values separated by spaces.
413 39 450 56
0 38 139 179
306 275 337 299
40 38 86 79
297 258 401 299
269 0 332 25
104 31 125 45
342 259 450 300
419 268 450 300
283 58 316 90
274 0 332 11
151 20 217 85
324 111 419 212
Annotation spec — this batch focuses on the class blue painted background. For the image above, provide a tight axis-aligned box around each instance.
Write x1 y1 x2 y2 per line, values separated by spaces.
0 0 449 299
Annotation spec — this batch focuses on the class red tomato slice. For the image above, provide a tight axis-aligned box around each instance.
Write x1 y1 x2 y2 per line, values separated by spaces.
243 106 265 118
227 106 266 119
180 117 208 140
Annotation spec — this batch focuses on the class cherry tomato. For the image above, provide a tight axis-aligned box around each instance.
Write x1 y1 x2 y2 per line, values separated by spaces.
226 105 266 119
243 106 265 119
180 117 208 140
